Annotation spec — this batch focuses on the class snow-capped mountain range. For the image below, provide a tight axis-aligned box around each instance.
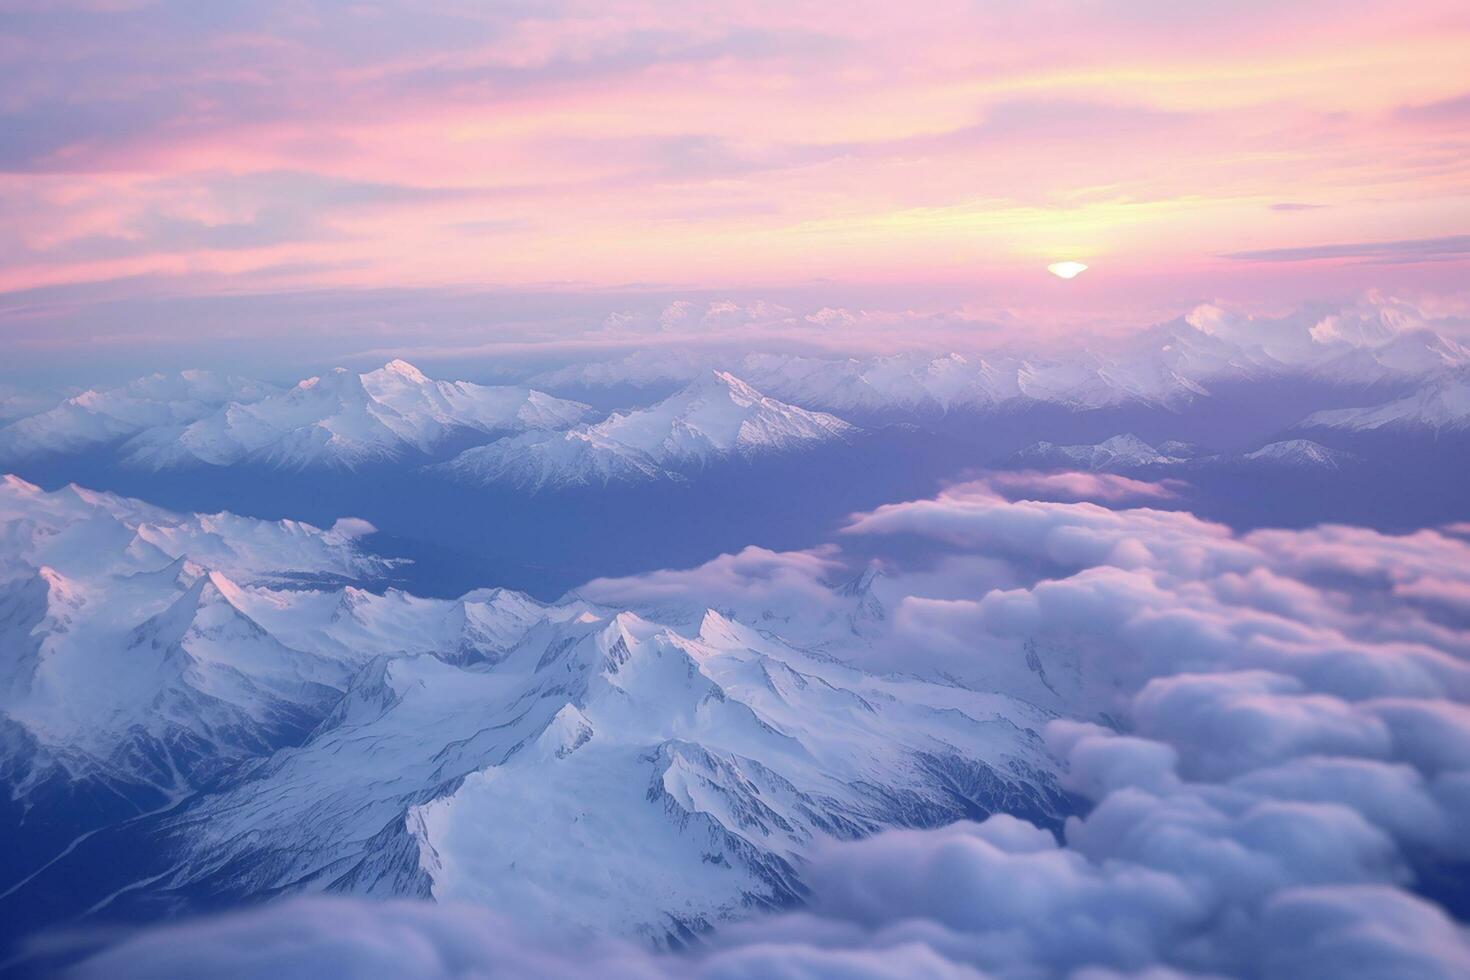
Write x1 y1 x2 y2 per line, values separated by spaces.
0 370 280 460
1303 369 1470 433
0 476 1066 943
434 371 857 490
1010 434 1358 472
0 361 591 471
0 475 395 798
2 301 1466 480
1239 439 1358 468
533 304 1470 414
1011 433 1194 471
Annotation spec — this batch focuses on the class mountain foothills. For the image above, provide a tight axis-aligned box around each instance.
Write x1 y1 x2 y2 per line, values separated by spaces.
0 475 1067 946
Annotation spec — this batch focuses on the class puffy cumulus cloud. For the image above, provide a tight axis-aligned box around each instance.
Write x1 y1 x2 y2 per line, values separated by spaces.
65 899 662 980
845 482 1470 684
983 470 1186 504
830 482 1470 970
68 816 1470 979
843 479 1252 577
1177 293 1470 364
717 809 1466 978
1256 886 1470 980
327 516 378 540
1181 298 1369 350
66 484 1470 978
576 544 847 625
64 895 989 980
805 306 859 329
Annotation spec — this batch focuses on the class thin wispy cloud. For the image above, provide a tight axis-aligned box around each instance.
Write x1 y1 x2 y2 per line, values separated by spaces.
0 0 1465 317
1223 234 1470 263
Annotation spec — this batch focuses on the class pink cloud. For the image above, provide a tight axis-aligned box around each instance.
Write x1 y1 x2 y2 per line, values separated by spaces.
983 470 1185 503
0 1 1467 309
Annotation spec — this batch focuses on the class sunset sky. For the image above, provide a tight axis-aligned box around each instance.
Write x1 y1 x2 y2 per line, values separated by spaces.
2 0 1469 371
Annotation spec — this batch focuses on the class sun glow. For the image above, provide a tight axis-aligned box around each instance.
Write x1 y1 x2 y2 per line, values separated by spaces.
1047 261 1089 280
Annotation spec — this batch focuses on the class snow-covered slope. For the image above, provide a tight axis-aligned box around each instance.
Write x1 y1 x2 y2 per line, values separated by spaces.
1308 329 1470 385
0 478 1065 944
436 371 856 489
533 304 1470 415
0 371 278 461
1303 370 1470 433
1011 433 1191 471
1241 439 1358 469
151 607 1063 943
120 360 591 470
1009 434 1358 472
539 350 1209 413
0 476 401 818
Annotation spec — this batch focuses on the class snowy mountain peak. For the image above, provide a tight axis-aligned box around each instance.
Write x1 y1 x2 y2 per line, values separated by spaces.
1011 433 1183 471
605 370 854 456
1242 439 1358 469
376 359 429 383
1097 433 1156 455
695 609 749 648
692 369 763 403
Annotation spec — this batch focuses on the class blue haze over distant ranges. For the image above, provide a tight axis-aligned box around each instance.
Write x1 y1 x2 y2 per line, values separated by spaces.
6 374 1466 601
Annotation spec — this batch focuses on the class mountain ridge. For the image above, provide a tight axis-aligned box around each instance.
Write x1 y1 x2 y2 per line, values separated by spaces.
435 370 858 490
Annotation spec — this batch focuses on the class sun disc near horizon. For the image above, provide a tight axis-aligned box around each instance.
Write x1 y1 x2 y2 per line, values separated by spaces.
1047 261 1089 280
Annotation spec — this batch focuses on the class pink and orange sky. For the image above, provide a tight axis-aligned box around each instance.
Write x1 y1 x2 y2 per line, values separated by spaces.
2 0 1469 370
